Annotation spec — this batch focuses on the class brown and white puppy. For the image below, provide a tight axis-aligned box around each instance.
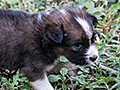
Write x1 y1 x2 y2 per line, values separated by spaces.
0 7 98 90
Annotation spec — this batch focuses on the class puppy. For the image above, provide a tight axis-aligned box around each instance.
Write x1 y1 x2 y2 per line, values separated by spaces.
0 7 98 90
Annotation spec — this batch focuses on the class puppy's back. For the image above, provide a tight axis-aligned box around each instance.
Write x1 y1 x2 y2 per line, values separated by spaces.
0 9 35 69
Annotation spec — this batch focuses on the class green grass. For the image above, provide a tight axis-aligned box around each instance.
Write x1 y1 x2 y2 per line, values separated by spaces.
0 0 120 90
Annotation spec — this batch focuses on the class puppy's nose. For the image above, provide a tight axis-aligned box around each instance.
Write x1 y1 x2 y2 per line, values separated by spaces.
89 55 98 62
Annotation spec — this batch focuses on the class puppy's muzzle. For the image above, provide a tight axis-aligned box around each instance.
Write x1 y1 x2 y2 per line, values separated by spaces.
86 44 98 64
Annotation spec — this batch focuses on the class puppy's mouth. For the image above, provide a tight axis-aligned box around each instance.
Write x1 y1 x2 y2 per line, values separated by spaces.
75 55 98 66
70 57 89 65
65 54 98 66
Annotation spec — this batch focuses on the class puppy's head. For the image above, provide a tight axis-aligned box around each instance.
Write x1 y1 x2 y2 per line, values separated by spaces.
42 7 98 65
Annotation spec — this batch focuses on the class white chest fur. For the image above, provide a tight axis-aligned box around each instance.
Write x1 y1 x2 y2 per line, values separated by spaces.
29 75 54 90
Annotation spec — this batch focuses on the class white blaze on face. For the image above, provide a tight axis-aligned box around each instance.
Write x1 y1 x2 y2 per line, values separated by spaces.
59 9 67 15
29 75 54 90
38 13 43 22
46 11 50 15
38 12 50 22
75 16 92 39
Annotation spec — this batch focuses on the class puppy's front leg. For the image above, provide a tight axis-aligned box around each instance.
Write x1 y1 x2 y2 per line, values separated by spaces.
29 74 54 90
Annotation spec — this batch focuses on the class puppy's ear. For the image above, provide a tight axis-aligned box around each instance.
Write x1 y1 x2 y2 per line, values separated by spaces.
46 24 63 43
87 14 98 26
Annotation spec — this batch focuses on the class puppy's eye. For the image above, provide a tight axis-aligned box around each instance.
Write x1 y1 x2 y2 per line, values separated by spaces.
72 43 83 51
74 43 82 48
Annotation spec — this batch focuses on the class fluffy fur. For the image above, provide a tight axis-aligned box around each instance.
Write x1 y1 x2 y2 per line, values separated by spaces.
0 7 98 90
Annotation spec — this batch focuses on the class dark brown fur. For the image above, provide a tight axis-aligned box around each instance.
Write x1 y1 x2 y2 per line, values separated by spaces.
0 7 98 83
